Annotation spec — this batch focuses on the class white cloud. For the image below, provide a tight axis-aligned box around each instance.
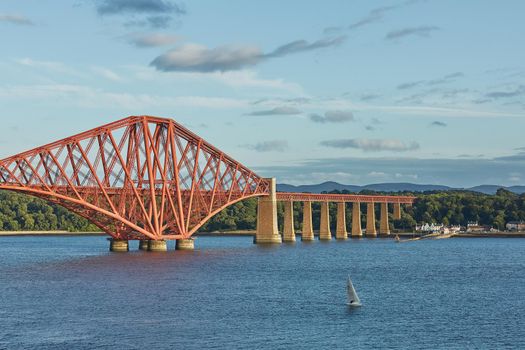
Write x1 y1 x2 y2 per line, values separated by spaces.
368 171 387 177
126 65 304 94
151 44 263 72
395 173 419 180
321 139 420 152
0 84 250 109
209 71 304 94
0 14 33 25
253 97 525 118
90 66 122 81
242 140 289 152
127 33 180 47
15 58 85 77
309 110 354 123
278 171 357 185
246 106 302 116
508 172 521 182
12 58 304 96
150 37 345 72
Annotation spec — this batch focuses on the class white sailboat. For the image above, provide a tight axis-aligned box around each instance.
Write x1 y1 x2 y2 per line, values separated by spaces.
347 276 362 307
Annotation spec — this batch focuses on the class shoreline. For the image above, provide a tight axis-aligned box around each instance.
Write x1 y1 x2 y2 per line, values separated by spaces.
1 230 524 238
0 231 105 237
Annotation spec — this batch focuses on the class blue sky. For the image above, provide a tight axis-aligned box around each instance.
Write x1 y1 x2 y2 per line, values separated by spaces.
1 0 524 187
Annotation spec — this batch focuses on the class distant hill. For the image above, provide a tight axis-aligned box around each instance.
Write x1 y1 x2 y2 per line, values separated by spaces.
468 185 525 195
508 186 525 194
277 181 362 193
363 183 452 192
277 181 525 195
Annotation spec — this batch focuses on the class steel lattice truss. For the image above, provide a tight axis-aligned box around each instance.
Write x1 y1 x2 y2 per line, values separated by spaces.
0 116 270 240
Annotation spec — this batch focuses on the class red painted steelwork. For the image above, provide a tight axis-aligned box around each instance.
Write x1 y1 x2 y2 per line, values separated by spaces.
276 192 416 204
0 116 270 240
0 115 416 241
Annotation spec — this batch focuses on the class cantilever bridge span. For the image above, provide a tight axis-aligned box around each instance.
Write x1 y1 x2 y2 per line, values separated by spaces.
0 116 415 251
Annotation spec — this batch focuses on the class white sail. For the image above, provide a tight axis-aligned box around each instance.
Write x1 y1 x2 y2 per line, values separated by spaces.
347 277 362 307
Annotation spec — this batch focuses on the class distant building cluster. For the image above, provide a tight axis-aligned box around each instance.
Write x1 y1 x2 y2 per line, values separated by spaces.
506 221 525 231
415 220 525 234
465 222 496 233
415 223 462 234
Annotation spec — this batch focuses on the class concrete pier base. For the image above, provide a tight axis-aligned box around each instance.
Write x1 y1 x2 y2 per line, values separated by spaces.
366 202 377 238
148 240 168 252
109 238 129 252
335 202 348 240
254 178 282 244
351 202 362 238
138 240 149 251
319 202 332 240
380 203 390 236
176 239 195 251
302 201 315 241
282 201 296 242
109 239 129 252
393 203 402 220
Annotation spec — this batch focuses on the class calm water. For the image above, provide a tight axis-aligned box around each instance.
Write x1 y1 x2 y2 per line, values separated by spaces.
0 236 524 349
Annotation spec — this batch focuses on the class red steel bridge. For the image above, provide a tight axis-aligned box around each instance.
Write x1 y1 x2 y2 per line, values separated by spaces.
0 116 415 250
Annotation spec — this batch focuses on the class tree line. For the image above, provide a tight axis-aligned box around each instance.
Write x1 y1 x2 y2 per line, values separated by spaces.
0 188 524 232
202 188 525 232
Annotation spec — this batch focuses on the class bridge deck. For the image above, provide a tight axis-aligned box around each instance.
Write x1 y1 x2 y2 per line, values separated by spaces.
276 192 416 204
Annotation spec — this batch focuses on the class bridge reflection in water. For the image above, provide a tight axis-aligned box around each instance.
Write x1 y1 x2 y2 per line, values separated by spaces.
0 116 415 252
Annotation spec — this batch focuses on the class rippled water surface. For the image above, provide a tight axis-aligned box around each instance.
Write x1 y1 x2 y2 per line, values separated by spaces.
0 236 524 349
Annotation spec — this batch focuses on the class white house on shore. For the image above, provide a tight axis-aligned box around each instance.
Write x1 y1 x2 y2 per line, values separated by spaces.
506 221 525 231
416 223 443 233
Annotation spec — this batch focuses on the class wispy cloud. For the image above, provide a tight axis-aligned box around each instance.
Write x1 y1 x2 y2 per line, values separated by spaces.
397 81 423 90
360 94 381 101
0 14 34 26
248 95 524 119
351 1 428 30
125 15 174 29
485 85 525 99
397 72 464 90
241 140 289 152
385 25 440 40
127 33 179 47
348 5 399 30
472 98 491 104
265 36 346 58
0 83 250 110
151 36 345 72
323 1 424 35
93 0 185 28
494 151 525 162
15 58 85 78
309 110 354 123
320 138 420 152
457 154 485 158
430 121 447 127
94 0 185 15
245 106 301 116
90 66 122 81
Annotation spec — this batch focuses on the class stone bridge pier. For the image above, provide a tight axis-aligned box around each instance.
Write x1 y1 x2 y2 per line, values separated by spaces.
254 178 282 244
254 183 413 245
